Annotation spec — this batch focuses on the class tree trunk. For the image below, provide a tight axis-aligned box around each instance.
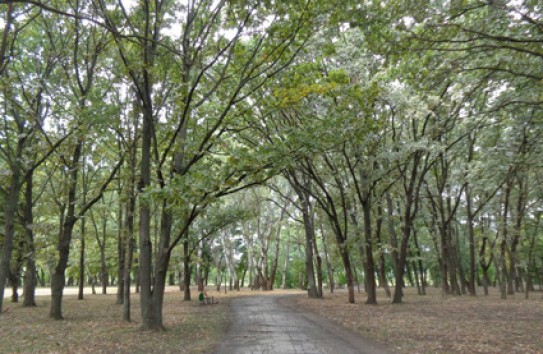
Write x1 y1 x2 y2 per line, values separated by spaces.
101 211 108 295
270 227 282 291
341 249 355 304
510 177 526 295
413 229 426 295
386 194 402 297
0 136 23 313
22 170 37 307
116 189 125 305
444 193 460 295
321 224 334 293
464 183 477 296
361 199 377 304
138 101 159 329
299 184 318 298
50 139 83 320
313 234 323 298
375 203 390 297
500 180 512 299
123 194 135 321
183 232 191 301
281 227 291 289
78 167 88 301
196 242 204 291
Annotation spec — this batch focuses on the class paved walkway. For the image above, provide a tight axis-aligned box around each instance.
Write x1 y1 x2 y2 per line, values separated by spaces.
214 295 392 354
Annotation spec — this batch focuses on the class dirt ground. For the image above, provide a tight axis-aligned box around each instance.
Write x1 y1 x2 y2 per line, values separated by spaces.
0 286 232 353
1 286 542 353
291 286 543 354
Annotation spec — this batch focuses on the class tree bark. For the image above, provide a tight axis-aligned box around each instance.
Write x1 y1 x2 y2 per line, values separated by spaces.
321 225 335 293
375 203 391 297
465 183 477 296
295 179 319 298
50 139 83 320
0 129 24 313
281 226 291 289
22 169 37 307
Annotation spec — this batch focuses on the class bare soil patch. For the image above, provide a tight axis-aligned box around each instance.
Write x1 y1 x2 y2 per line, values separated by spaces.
0 287 305 353
4 286 541 353
291 287 543 353
1 286 227 353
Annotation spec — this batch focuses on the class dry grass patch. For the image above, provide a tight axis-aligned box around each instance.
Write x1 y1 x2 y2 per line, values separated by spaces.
291 287 543 354
0 286 306 353
1 286 233 353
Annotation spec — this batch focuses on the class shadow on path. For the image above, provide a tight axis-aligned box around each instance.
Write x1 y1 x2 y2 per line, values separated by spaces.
214 294 393 354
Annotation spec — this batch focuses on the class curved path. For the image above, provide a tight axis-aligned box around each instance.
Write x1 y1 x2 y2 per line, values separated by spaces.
214 295 392 354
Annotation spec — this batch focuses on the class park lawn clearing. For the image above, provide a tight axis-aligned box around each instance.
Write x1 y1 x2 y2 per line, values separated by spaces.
0 287 305 353
4 286 540 353
0 286 233 353
291 287 543 354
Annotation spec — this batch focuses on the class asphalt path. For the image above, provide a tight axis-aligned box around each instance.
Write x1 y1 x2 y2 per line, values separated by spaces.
214 295 392 354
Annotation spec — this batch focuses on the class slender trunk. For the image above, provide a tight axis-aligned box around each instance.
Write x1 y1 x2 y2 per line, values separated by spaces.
247 237 254 290
281 227 291 289
445 193 460 295
500 181 512 299
183 231 191 301
343 250 355 304
386 194 401 293
117 190 125 304
0 137 23 313
50 139 83 320
525 213 540 299
123 190 135 321
270 227 281 291
138 102 157 328
393 170 421 304
299 184 318 298
375 203 390 297
22 170 37 307
313 235 323 298
196 242 203 291
361 200 377 304
321 224 334 293
303 215 318 297
413 229 426 295
455 225 466 295
464 183 476 296
78 168 88 301
101 214 108 295
510 178 526 294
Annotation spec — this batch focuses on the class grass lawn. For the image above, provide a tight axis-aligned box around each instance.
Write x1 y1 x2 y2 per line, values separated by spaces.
291 286 543 354
0 286 234 354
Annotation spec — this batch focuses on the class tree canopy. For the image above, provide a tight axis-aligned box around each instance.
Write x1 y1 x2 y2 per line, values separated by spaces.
1 0 542 331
